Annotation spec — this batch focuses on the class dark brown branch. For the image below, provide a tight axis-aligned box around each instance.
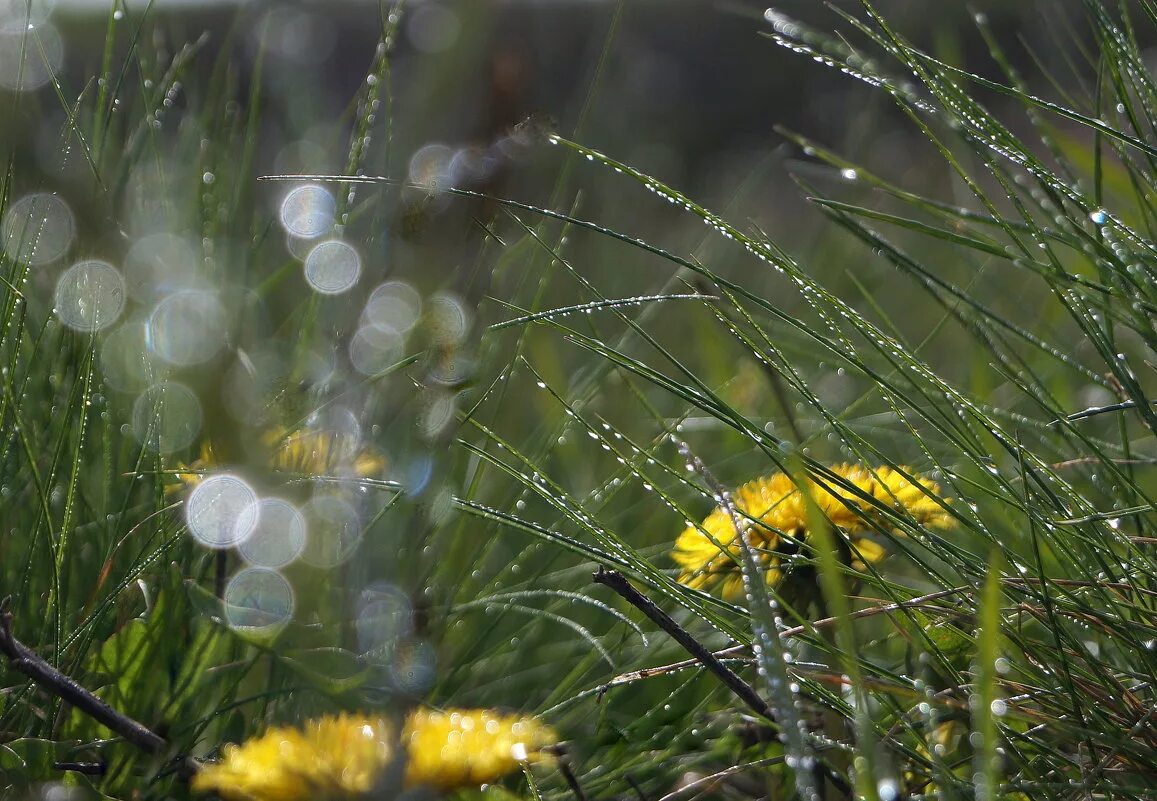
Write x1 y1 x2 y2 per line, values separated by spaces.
592 568 774 721
602 585 972 690
0 598 167 755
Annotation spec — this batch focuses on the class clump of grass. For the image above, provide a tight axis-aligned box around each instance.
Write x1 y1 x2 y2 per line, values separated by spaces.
497 1 1157 796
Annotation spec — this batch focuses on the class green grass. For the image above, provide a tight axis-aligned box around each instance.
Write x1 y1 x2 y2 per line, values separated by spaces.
4 1 1157 799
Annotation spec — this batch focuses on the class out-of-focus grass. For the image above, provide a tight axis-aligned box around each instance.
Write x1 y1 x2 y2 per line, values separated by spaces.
2 1 1157 800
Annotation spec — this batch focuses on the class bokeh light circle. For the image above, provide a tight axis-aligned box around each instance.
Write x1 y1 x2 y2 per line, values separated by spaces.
238 498 307 569
258 7 336 66
425 482 455 526
448 146 496 187
0 23 63 92
363 281 421 334
1 193 74 266
300 406 363 456
124 233 199 302
303 240 361 295
299 494 362 568
0 0 57 32
348 325 403 376
407 3 460 53
146 289 227 365
400 455 434 495
356 586 413 655
131 381 201 454
391 638 436 694
223 567 294 633
426 293 469 345
101 322 169 392
427 348 474 387
279 185 335 239
418 392 456 438
408 143 453 193
54 260 125 332
186 474 259 550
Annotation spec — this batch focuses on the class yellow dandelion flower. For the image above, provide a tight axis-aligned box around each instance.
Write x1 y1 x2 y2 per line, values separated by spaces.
403 708 558 791
672 465 951 598
167 440 216 495
191 713 394 801
172 428 385 494
812 464 953 533
192 709 557 801
672 472 804 599
265 427 385 478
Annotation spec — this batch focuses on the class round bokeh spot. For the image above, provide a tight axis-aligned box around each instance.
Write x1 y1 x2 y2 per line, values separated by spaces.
223 567 294 634
130 381 201 454
146 289 227 366
0 23 63 93
0 0 57 33
54 260 125 332
303 240 361 295
101 322 169 392
426 292 469 345
408 143 453 194
279 184 335 239
363 281 421 334
390 638 436 694
124 232 200 302
418 392 456 439
407 3 460 54
1 192 74 266
299 494 362 568
356 586 413 656
238 498 307 569
348 324 403 377
186 474 259 550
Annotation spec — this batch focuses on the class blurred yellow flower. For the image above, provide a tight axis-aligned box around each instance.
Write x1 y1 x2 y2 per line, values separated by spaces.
192 708 557 801
265 427 386 478
672 464 952 598
191 713 393 801
403 708 558 791
170 440 216 493
170 427 384 494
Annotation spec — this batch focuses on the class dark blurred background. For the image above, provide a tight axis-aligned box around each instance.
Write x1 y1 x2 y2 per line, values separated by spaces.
10 0 1096 254
0 0 1116 397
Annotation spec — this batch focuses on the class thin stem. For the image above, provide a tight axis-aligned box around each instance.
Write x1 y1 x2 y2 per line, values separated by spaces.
558 755 590 801
592 567 774 721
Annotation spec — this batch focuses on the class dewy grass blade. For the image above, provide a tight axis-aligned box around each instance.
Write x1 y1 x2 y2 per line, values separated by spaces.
973 552 1004 801
677 444 823 800
800 470 880 801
